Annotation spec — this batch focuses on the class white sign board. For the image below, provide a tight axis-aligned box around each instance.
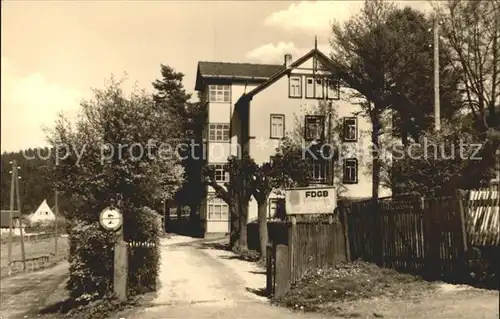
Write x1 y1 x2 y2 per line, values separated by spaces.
99 208 123 231
285 186 337 215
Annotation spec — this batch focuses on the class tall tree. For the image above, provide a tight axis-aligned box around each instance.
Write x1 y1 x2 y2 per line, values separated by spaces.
329 0 398 201
329 1 466 199
152 64 207 231
47 77 185 221
436 0 500 131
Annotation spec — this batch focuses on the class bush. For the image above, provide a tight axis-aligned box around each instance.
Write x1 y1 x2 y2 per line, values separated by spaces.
124 206 161 295
66 206 161 304
66 220 117 303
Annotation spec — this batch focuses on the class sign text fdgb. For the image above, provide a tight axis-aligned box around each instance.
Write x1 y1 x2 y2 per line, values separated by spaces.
285 186 336 215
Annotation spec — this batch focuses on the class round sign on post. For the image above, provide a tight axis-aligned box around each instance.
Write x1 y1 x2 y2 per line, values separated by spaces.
100 208 123 231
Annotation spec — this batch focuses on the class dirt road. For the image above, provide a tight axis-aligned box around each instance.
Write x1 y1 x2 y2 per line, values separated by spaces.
0 262 69 319
121 237 332 319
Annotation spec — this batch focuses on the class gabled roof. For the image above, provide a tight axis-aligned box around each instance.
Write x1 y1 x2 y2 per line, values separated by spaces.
195 62 283 91
29 199 55 219
243 48 335 99
0 210 21 228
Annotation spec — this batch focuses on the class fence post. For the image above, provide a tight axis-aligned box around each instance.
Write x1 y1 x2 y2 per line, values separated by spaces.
288 216 296 284
455 189 469 280
340 205 352 262
274 244 290 298
374 200 384 267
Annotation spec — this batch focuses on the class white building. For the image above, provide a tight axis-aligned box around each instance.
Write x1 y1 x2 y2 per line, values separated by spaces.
194 45 391 234
28 199 56 226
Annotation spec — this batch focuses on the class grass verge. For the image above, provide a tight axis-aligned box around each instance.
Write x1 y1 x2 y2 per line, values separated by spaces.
273 260 436 315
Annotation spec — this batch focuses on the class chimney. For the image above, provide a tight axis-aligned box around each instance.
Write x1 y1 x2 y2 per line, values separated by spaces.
284 54 292 68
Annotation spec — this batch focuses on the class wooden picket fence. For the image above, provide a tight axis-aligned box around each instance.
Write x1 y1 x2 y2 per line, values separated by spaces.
262 187 499 297
266 214 349 298
344 194 470 281
464 187 500 246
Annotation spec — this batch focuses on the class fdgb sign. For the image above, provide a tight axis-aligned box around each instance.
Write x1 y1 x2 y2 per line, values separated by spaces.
285 186 336 215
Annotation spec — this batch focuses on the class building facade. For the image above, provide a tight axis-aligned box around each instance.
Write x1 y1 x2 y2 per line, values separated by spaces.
194 47 391 234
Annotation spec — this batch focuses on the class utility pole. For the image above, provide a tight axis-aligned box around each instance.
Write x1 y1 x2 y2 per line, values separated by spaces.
14 163 26 270
433 15 441 132
8 161 16 264
54 189 59 255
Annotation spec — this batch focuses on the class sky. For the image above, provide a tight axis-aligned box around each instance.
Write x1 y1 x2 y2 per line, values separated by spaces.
1 0 431 153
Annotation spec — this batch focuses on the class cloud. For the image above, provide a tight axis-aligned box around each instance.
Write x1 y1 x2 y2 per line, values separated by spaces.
264 1 363 35
245 42 331 64
245 42 300 64
264 1 432 35
1 58 82 152
248 1 433 64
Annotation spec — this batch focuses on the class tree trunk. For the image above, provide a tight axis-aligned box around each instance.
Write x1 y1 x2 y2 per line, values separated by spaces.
189 202 198 236
257 199 269 261
229 202 239 250
371 111 381 201
238 200 248 249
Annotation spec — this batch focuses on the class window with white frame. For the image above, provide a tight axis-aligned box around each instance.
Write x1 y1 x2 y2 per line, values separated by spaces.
326 78 340 100
304 115 325 141
289 76 302 98
270 114 285 139
310 159 328 184
305 77 314 98
211 164 229 183
343 158 358 184
269 198 278 219
208 123 230 142
208 197 229 220
343 117 358 142
315 78 324 99
304 76 339 100
209 85 231 102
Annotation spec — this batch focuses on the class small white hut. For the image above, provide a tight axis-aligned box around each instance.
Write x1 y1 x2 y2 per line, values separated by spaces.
28 199 56 226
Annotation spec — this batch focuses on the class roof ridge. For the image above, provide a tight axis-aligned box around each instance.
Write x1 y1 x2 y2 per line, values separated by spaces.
198 61 282 67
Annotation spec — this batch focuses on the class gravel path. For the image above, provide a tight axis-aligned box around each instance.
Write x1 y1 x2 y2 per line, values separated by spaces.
125 236 331 319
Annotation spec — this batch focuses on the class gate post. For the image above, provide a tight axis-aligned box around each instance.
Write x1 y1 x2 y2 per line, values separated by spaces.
274 244 290 298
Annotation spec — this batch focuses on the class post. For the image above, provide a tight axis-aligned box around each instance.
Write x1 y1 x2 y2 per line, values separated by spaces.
114 228 127 302
340 205 352 262
433 15 441 131
15 166 26 271
8 161 15 264
54 189 59 255
288 216 296 284
455 189 469 279
274 244 290 298
114 224 127 302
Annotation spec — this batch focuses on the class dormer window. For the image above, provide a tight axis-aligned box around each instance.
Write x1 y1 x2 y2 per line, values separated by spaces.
288 76 302 98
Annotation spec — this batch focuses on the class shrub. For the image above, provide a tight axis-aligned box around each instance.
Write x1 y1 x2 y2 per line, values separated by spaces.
124 206 161 295
66 220 117 303
66 206 161 304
